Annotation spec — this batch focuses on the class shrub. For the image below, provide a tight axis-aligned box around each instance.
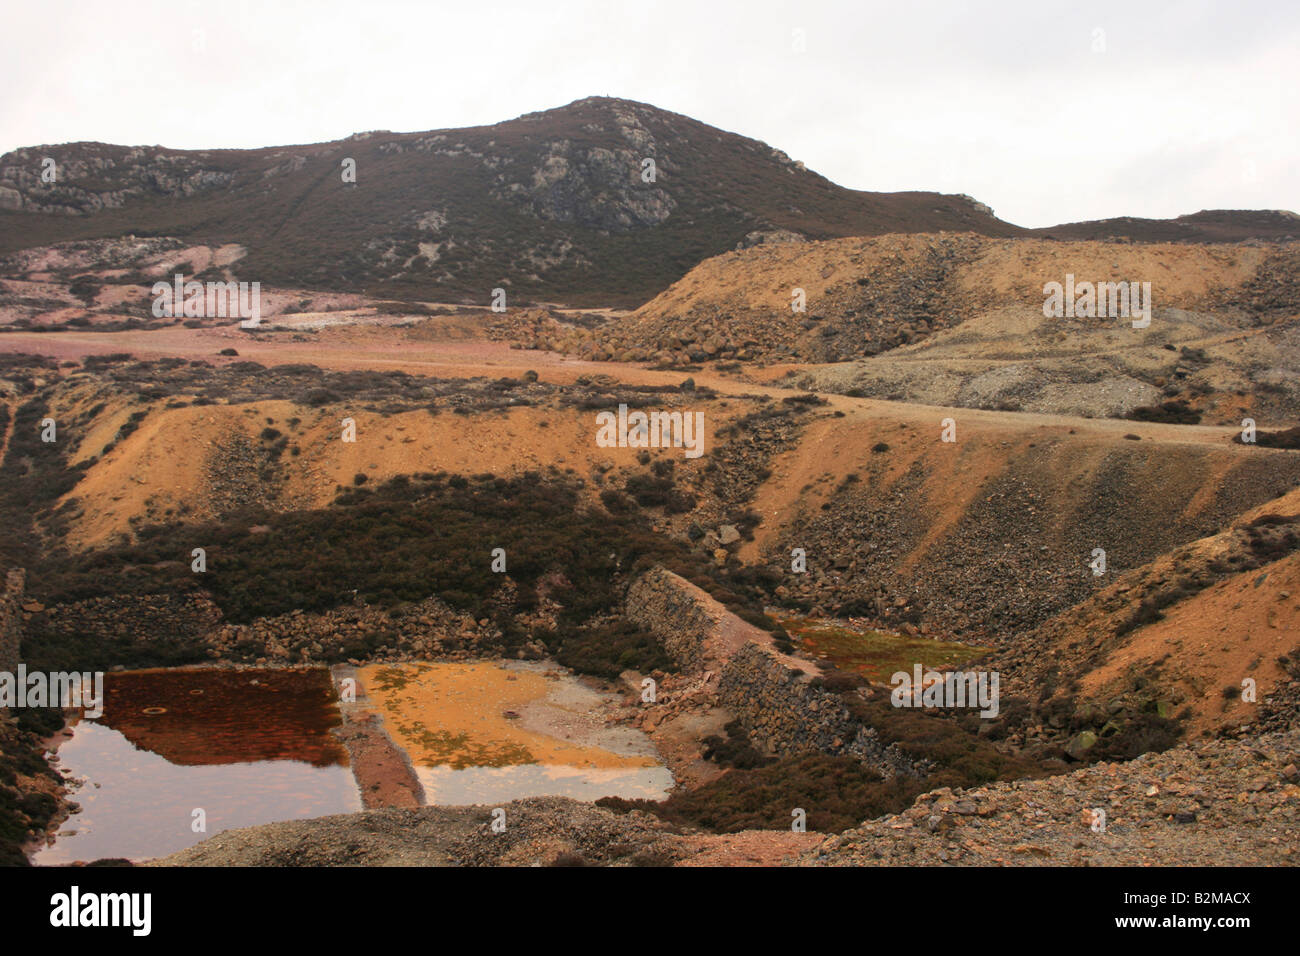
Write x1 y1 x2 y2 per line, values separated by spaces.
1091 714 1181 761
600 488 632 513
1239 426 1300 449
624 473 675 508
546 620 671 679
701 720 772 769
599 755 897 834
1115 597 1166 636
1125 400 1201 425
301 387 340 406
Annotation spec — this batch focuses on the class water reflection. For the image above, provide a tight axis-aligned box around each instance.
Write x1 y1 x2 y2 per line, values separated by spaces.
36 668 359 864
417 763 674 805
35 723 362 864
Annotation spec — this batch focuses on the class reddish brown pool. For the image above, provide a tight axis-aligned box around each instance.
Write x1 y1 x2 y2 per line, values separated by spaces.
95 667 350 767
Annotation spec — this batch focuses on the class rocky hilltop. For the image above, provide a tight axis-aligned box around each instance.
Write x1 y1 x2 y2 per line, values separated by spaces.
4 98 1294 311
0 98 1016 307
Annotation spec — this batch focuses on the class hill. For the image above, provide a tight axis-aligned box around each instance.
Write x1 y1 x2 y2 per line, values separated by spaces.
497 233 1300 425
0 98 1020 308
1028 209 1300 243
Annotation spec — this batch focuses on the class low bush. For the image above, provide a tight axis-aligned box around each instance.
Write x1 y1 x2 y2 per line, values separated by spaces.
1125 400 1201 425
545 620 671 679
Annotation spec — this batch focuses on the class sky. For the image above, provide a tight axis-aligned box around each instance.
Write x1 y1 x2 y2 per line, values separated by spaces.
1 0 1296 228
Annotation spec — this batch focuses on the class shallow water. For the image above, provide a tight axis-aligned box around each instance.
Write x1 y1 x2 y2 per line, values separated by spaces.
777 615 991 682
35 667 360 864
35 660 671 862
417 764 673 805
33 722 362 864
90 667 351 767
360 660 673 802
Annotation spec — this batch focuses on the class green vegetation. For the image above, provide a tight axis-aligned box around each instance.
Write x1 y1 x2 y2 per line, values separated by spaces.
543 620 672 680
1125 400 1201 425
1037 695 1182 762
778 616 991 683
601 754 901 833
602 670 1057 835
701 719 772 770
23 472 769 676
0 386 94 574
0 714 64 867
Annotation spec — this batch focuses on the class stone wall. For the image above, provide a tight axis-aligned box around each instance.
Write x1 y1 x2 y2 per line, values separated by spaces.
626 564 919 775
717 643 918 775
625 565 724 671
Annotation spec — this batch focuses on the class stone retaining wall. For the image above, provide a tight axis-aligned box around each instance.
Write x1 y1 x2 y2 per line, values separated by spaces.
626 564 919 775
717 643 917 775
625 565 725 671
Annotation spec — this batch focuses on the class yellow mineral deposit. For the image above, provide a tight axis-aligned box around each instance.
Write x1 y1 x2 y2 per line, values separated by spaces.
357 661 659 771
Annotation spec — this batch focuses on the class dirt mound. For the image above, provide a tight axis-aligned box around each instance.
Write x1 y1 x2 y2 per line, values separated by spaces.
992 487 1300 740
797 303 1300 425
32 358 1300 649
50 383 758 551
508 234 1299 365
740 400 1300 639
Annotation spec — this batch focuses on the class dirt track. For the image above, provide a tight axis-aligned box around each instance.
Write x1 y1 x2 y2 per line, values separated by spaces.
0 324 1258 449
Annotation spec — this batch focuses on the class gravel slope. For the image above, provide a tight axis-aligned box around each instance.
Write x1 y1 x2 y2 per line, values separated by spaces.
802 728 1300 867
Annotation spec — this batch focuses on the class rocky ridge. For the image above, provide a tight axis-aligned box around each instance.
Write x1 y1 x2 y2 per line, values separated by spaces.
803 727 1300 866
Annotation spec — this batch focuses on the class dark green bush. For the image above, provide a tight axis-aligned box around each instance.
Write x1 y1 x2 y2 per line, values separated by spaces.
1125 400 1201 425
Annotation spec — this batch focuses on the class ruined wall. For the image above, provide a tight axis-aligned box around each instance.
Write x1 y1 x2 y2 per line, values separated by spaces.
625 565 722 670
626 565 919 775
717 643 917 775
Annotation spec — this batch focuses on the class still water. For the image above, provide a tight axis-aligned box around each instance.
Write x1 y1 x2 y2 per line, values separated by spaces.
34 668 360 864
35 661 672 864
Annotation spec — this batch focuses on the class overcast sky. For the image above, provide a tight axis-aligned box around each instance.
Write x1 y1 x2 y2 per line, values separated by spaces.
1 0 1296 228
